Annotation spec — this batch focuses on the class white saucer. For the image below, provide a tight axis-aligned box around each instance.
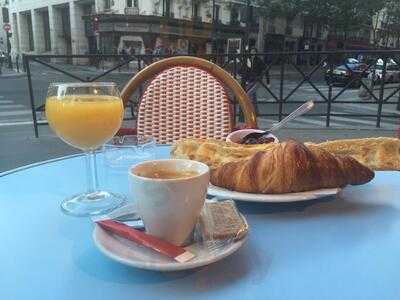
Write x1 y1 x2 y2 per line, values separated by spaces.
208 184 341 202
93 223 248 271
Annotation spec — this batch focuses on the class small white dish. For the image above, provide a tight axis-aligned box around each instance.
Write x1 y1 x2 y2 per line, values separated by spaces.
208 184 341 203
93 220 248 271
226 129 279 144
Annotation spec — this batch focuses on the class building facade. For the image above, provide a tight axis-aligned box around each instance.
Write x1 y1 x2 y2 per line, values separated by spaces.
8 0 395 63
7 0 262 59
8 0 92 59
91 0 257 56
0 0 10 53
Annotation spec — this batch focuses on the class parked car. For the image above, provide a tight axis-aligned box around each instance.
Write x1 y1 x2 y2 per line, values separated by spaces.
368 59 400 83
325 59 369 88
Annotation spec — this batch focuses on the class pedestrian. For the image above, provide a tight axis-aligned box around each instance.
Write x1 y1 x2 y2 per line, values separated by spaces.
245 48 265 115
0 51 4 75
95 48 103 69
121 47 129 61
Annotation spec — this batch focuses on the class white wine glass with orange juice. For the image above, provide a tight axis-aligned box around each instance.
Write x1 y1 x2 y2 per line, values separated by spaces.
46 82 126 216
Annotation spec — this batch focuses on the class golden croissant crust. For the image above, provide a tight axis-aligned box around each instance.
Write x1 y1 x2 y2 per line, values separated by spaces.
171 137 400 171
210 140 375 194
305 137 400 171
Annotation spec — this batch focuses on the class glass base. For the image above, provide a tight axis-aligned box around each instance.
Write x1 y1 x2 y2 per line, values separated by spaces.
61 191 126 217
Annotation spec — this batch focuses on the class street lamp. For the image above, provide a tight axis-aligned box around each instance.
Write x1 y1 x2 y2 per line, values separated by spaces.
245 0 251 51
211 0 216 54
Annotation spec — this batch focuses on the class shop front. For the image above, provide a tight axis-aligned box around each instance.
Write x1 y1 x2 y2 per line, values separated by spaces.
85 15 246 57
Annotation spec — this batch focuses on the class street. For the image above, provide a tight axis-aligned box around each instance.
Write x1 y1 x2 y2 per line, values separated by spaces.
0 61 399 131
0 61 399 172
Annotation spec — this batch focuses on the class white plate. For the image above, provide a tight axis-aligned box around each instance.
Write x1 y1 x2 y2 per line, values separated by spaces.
208 184 341 202
93 222 248 271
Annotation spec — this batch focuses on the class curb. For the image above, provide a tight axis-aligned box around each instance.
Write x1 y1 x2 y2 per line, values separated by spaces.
0 72 26 78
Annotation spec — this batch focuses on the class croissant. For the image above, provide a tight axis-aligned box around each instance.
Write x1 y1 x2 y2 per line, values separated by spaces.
171 137 400 171
210 140 375 194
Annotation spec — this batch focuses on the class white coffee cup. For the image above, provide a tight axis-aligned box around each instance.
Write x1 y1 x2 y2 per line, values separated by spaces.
129 159 210 246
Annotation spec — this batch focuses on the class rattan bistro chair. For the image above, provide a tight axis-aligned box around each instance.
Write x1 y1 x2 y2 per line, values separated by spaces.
119 56 257 144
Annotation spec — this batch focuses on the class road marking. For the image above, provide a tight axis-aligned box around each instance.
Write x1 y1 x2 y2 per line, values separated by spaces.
0 110 31 117
341 103 400 116
331 108 400 124
329 113 397 127
0 121 34 126
0 100 13 104
259 114 397 129
0 104 26 109
0 120 47 126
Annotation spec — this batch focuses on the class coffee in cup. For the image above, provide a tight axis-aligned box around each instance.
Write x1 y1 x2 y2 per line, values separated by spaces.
129 159 210 246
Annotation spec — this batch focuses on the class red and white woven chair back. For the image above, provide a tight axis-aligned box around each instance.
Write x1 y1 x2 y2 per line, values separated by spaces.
137 65 233 144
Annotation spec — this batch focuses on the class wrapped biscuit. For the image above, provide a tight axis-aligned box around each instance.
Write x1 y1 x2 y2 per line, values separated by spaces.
198 200 248 243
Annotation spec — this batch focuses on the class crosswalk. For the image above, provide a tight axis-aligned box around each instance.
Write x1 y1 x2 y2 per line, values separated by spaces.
0 96 134 126
254 82 400 129
1 93 399 130
256 83 360 102
258 104 400 130
0 96 34 126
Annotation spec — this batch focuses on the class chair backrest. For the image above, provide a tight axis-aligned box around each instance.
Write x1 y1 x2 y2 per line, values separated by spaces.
121 56 257 144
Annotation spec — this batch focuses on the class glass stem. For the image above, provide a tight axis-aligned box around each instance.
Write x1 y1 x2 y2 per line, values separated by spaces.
85 150 99 194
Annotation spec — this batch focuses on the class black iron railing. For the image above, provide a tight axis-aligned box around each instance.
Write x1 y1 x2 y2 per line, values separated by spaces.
22 50 400 137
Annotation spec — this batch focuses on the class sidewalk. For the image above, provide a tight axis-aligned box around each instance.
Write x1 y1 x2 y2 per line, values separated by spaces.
0 67 25 78
0 123 396 173
28 60 313 77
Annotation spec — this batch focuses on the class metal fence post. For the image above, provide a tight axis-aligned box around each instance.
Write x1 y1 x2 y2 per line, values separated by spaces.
238 52 247 123
278 55 285 121
8 54 12 69
397 88 400 111
24 55 39 138
16 55 19 72
22 54 26 72
376 56 388 127
326 54 333 127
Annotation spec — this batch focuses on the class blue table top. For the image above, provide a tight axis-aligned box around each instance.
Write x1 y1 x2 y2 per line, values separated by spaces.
1 145 400 300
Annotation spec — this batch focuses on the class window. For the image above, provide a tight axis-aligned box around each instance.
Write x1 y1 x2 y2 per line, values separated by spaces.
193 3 199 18
127 0 138 8
248 6 253 24
230 6 239 25
163 0 171 17
303 22 313 38
185 7 190 18
316 24 322 39
2 8 9 23
267 18 275 34
43 11 51 51
26 13 34 51
214 4 220 22
104 0 111 9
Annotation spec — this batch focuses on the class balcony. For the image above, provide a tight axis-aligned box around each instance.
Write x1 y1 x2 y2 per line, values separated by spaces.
125 7 139 15
98 8 116 14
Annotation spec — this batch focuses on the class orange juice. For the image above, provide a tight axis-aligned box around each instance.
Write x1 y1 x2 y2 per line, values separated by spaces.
46 95 123 150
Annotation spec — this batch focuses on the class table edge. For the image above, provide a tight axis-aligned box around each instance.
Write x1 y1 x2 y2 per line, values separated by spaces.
0 144 172 177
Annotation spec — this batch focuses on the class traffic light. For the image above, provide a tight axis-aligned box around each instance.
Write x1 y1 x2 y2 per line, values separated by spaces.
92 16 99 32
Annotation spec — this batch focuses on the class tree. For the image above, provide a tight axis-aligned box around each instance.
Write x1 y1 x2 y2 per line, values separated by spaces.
328 0 385 45
258 0 386 48
256 0 302 36
383 0 400 47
